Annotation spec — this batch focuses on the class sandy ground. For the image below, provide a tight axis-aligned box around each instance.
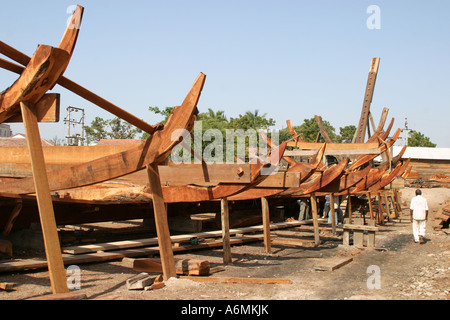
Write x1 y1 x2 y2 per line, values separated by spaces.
0 187 449 305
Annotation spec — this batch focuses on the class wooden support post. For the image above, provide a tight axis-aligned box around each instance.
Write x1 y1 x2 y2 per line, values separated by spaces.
310 193 320 246
330 193 336 235
377 192 384 225
367 192 374 221
147 163 176 280
352 218 364 247
261 197 271 254
383 191 391 222
347 191 353 224
367 220 376 247
221 198 232 264
20 102 68 294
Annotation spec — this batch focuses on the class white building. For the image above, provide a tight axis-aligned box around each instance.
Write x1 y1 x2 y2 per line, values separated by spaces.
0 124 12 137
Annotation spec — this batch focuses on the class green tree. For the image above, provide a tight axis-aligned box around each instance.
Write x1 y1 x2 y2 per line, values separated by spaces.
336 125 356 143
84 116 142 144
408 130 436 147
229 109 275 131
287 118 336 142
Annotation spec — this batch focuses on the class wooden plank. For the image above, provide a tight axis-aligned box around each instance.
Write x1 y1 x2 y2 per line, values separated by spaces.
147 163 176 280
271 238 316 246
20 102 68 294
133 258 210 276
313 256 353 271
5 93 60 123
256 171 301 188
342 224 379 232
181 276 292 284
0 235 263 273
261 197 271 254
221 198 232 264
159 163 252 185
27 292 87 300
61 220 316 255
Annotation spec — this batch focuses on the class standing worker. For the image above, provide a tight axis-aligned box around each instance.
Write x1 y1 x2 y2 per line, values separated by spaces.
409 189 429 244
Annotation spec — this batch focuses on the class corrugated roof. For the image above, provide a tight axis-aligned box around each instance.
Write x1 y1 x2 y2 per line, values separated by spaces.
392 146 450 160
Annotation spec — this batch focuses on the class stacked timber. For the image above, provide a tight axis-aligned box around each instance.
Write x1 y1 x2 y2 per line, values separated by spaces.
432 202 450 230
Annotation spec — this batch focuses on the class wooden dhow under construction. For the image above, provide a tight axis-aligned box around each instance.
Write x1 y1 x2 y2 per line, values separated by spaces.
0 6 411 297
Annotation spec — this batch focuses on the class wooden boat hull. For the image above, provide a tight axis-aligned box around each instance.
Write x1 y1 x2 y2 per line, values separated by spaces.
274 158 349 198
0 73 206 195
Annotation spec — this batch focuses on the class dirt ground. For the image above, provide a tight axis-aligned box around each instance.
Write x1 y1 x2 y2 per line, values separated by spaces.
0 187 449 303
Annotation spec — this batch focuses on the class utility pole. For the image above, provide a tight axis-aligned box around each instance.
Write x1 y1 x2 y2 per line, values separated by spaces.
64 106 85 146
401 118 411 146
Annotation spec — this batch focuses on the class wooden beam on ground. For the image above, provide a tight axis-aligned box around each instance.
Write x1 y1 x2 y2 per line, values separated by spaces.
147 163 176 280
20 102 68 294
133 258 210 276
313 256 353 271
310 193 320 246
261 197 271 254
180 276 292 284
61 220 316 255
221 198 232 264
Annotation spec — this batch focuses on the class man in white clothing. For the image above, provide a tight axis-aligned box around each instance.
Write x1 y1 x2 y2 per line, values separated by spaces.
409 189 429 244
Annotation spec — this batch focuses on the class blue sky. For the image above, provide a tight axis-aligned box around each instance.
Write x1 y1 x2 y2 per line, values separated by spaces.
1 0 449 147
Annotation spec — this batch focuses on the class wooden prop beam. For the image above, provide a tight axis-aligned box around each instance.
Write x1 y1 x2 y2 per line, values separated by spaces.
20 102 68 294
147 163 176 280
310 193 320 246
221 198 232 264
261 197 271 254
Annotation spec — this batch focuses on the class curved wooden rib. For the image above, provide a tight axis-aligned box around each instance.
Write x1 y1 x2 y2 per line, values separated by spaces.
366 108 389 143
391 145 407 166
316 164 372 195
153 141 287 203
227 144 326 201
368 158 411 192
347 127 401 172
0 6 84 124
0 73 206 195
0 6 160 134
340 164 388 195
275 157 349 197
286 120 303 142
